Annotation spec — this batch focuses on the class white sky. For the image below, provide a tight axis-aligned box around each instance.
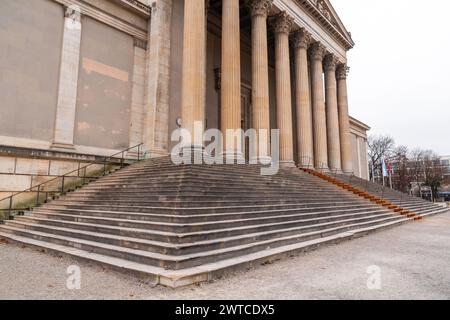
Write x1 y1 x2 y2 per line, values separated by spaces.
332 0 450 155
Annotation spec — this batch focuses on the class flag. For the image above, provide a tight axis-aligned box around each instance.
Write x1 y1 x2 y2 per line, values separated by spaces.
386 159 392 177
381 157 389 177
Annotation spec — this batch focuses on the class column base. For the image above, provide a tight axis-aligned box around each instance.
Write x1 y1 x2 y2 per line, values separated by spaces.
329 168 343 175
249 156 273 166
181 145 205 164
298 162 314 169
219 151 246 164
279 160 296 168
51 142 75 150
316 166 330 173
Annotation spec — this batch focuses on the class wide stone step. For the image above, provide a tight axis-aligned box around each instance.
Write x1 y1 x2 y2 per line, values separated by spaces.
64 189 356 199
60 192 358 201
9 210 398 245
42 200 367 214
0 214 407 270
48 198 365 208
33 203 380 223
29 207 390 233
3 211 391 257
76 181 337 191
0 216 414 287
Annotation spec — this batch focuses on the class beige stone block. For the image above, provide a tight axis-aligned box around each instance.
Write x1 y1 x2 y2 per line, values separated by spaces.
0 174 31 191
0 157 15 174
15 158 49 175
48 160 80 176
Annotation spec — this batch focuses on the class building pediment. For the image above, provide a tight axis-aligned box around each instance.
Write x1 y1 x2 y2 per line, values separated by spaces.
295 0 354 50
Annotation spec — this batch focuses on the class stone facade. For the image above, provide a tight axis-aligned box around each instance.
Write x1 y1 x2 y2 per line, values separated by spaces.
0 0 371 195
349 117 370 180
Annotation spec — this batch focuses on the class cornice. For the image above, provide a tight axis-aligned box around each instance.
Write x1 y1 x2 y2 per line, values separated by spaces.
293 0 354 50
115 0 151 16
53 0 149 41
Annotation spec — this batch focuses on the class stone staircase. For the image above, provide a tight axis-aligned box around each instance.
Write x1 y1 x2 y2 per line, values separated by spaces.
0 157 446 287
303 169 448 219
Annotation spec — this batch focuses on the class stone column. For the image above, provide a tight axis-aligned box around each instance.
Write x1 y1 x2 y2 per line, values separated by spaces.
310 42 328 171
273 12 295 167
143 0 173 157
247 0 272 160
324 54 342 172
337 64 353 174
180 0 206 148
51 7 82 150
293 28 314 168
221 0 242 156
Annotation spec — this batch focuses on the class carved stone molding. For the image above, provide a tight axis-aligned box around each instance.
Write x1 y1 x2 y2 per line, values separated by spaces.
134 37 148 49
323 54 339 72
53 0 148 41
123 0 151 15
64 5 81 22
246 0 273 18
336 64 350 80
292 28 311 50
310 42 326 61
272 11 294 35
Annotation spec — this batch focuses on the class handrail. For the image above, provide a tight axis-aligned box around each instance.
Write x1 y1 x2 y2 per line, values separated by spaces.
297 155 426 202
0 143 144 219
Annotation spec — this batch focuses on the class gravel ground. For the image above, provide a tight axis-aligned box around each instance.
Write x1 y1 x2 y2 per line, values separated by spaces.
1 212 449 300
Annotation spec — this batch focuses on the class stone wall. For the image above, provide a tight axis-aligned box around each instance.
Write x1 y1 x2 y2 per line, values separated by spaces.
0 0 150 155
74 16 134 150
0 0 63 142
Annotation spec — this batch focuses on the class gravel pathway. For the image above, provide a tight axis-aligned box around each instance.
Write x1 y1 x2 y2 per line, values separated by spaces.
1 212 449 300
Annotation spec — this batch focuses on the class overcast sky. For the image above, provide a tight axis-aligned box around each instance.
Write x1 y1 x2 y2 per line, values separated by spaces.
332 0 450 155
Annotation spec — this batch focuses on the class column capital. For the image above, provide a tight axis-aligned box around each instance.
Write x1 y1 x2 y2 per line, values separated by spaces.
272 11 294 35
64 5 81 22
337 64 350 80
310 42 326 61
293 28 311 49
246 0 273 18
323 54 339 72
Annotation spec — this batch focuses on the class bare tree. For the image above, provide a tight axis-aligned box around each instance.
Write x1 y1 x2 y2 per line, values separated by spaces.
423 152 444 201
368 135 395 180
391 145 410 193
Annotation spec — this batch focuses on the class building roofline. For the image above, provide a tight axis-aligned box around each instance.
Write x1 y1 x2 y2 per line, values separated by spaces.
349 116 371 131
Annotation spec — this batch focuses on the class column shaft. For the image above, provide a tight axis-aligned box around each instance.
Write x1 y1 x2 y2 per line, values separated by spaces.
221 0 242 154
324 54 342 172
310 43 328 171
52 7 82 149
247 0 272 159
293 29 314 167
181 0 206 146
337 65 353 174
273 13 295 166
143 0 173 156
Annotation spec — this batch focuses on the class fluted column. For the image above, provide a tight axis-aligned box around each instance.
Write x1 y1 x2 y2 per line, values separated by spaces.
337 64 353 174
221 0 242 156
247 0 272 160
181 0 206 147
324 54 342 172
273 12 295 167
310 42 328 171
293 29 314 168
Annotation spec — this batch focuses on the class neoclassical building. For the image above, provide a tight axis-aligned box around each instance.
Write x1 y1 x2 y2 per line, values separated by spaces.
0 0 369 197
